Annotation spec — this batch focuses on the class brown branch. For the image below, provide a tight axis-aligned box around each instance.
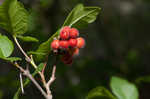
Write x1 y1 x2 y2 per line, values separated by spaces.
44 65 56 99
20 73 24 94
42 55 49 74
47 65 56 86
13 36 57 99
14 62 47 98
23 70 47 98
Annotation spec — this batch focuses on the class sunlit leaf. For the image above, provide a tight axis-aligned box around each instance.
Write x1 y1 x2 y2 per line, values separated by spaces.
110 76 139 99
0 34 14 58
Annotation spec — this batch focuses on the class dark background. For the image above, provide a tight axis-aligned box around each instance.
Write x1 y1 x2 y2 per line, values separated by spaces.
0 0 150 99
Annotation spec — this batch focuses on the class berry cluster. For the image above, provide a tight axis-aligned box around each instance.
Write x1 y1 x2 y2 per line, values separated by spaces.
51 26 85 64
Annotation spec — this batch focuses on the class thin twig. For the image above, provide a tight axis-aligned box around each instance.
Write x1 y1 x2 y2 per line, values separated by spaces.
42 62 47 74
20 73 24 94
23 70 47 98
44 64 56 99
42 56 49 74
14 62 47 98
13 35 57 99
13 36 31 62
14 62 25 72
45 56 57 99
13 36 46 91
47 65 56 86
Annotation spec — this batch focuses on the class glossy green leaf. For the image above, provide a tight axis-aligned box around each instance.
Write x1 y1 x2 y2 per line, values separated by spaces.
0 0 28 35
17 35 39 42
0 34 14 58
110 76 139 99
63 4 101 28
13 63 44 99
86 86 116 99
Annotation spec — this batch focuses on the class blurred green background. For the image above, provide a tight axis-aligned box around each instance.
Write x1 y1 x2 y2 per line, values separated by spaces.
0 0 150 99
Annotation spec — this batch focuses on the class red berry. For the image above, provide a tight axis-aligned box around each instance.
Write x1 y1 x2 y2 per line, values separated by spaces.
60 26 70 39
77 37 85 48
69 28 79 38
69 38 77 47
51 40 59 49
59 40 69 49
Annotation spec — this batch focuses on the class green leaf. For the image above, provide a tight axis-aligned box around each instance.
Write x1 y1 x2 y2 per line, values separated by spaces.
9 0 28 35
110 76 139 99
13 63 44 99
0 34 14 58
0 48 4 58
86 86 116 99
0 0 12 32
17 35 39 42
0 0 28 35
3 57 22 62
34 30 60 61
63 4 101 28
27 51 46 55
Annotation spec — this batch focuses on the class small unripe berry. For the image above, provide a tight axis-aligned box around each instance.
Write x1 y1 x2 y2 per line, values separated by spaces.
61 53 73 64
73 48 79 56
77 37 85 48
60 26 70 39
59 40 69 49
69 28 79 38
51 40 59 49
64 58 73 65
61 53 70 61
69 38 77 47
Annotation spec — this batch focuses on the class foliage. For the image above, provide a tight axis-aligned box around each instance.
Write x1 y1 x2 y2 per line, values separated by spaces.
86 76 139 99
34 4 100 61
0 0 28 35
0 0 149 99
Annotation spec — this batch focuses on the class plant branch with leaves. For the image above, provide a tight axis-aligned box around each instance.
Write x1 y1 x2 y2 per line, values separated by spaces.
0 0 101 99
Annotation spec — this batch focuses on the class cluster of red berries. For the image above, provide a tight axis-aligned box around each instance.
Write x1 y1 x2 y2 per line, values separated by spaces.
51 26 85 64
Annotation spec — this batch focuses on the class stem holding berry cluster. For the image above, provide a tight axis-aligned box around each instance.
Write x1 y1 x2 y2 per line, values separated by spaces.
13 36 56 99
